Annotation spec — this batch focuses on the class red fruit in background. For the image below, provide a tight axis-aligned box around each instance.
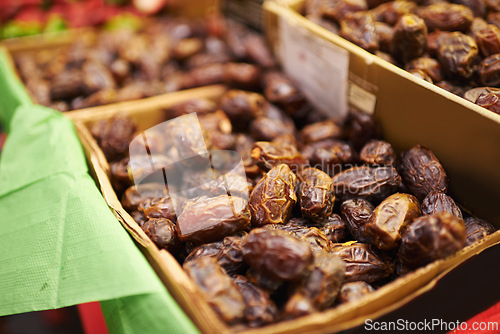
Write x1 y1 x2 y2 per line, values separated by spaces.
15 5 47 23
133 0 166 14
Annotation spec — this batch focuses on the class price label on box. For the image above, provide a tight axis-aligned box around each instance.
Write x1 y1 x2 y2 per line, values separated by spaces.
279 16 349 118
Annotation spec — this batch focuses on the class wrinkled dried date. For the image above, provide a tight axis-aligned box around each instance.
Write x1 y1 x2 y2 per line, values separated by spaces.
341 198 374 243
176 195 251 243
242 228 313 281
232 275 279 327
337 281 375 304
142 218 179 253
400 145 448 200
419 3 474 32
438 32 479 80
366 193 421 250
464 217 496 246
298 168 335 222
399 212 466 268
332 166 401 202
330 242 394 283
184 256 245 324
249 164 297 226
340 12 379 52
391 14 428 64
251 141 306 172
421 191 462 218
284 252 345 318
320 214 348 243
359 140 396 166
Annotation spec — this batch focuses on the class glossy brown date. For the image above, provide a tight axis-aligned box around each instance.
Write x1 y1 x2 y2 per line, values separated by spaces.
284 251 345 318
421 191 462 219
220 90 267 124
249 164 298 226
391 14 428 64
90 115 136 161
437 32 479 80
399 212 466 268
251 141 306 173
301 139 357 176
176 195 251 244
298 168 335 222
232 275 279 327
344 109 380 150
185 235 247 275
341 198 374 243
464 217 496 246
142 218 179 253
340 12 379 52
337 281 375 304
262 71 307 116
223 62 261 90
479 54 500 86
371 1 417 26
184 256 245 324
321 0 368 23
374 22 394 53
405 57 443 83
419 3 474 32
332 166 401 202
400 145 448 200
474 89 500 114
330 242 394 283
475 24 500 57
242 228 313 281
168 98 217 118
121 183 168 211
359 140 396 166
321 214 348 243
366 193 421 250
263 224 332 253
300 120 343 144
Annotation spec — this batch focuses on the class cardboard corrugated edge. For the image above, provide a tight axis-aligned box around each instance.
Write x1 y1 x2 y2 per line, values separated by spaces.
70 84 500 334
264 0 500 228
71 85 232 334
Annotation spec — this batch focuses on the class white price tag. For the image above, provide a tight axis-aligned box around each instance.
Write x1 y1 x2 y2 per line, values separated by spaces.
279 17 349 118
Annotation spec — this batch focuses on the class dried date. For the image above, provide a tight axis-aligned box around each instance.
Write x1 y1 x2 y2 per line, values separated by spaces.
399 212 466 268
476 24 500 57
391 14 428 64
437 32 479 80
184 257 245 324
405 57 443 83
359 140 396 166
249 164 298 226
176 195 251 243
121 183 168 211
242 228 313 281
91 115 136 161
321 0 368 23
332 166 401 202
321 214 348 243
232 275 279 327
251 141 306 172
300 120 343 144
220 90 267 125
301 139 357 175
464 217 496 246
421 191 462 218
330 242 394 283
298 168 335 222
371 1 417 26
341 198 374 243
400 145 448 200
419 3 473 32
142 218 179 253
284 252 345 318
340 11 379 52
479 54 500 86
337 281 375 304
366 193 421 250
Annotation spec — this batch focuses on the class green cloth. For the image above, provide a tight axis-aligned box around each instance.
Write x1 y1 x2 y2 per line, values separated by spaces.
0 50 198 334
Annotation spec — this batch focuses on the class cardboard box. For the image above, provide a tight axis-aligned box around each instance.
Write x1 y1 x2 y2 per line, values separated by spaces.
69 85 500 334
264 0 500 227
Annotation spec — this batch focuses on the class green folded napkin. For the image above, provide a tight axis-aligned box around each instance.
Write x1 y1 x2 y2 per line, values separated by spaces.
0 49 198 334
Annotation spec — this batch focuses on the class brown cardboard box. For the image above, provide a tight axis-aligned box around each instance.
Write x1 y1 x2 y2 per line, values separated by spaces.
264 0 500 227
69 85 500 334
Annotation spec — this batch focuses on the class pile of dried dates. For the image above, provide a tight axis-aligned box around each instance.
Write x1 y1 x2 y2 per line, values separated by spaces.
14 18 275 111
91 65 496 328
305 0 500 115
